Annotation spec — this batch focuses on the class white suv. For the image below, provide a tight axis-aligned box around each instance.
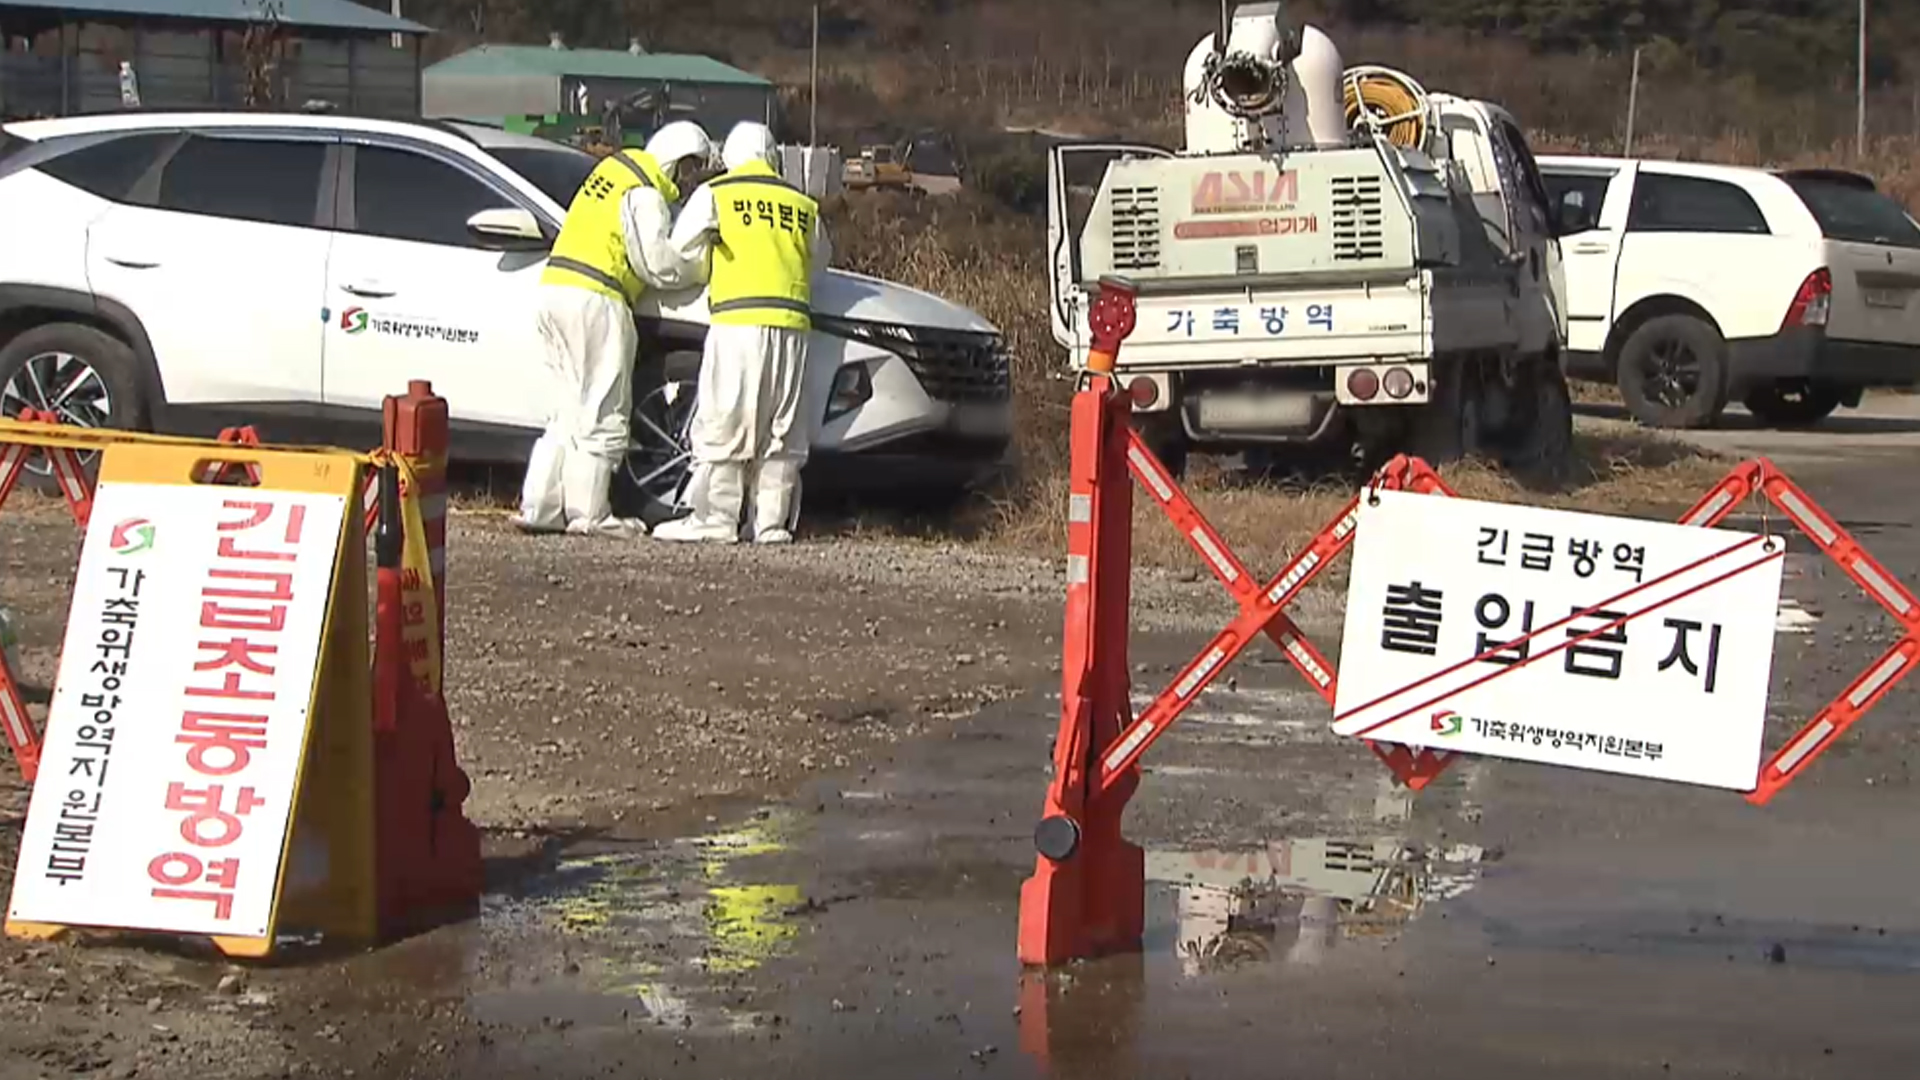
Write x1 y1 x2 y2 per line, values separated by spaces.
0 112 1012 513
1539 155 1920 428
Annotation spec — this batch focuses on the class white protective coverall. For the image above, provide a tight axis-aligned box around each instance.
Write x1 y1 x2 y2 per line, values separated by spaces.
654 123 832 544
514 121 714 538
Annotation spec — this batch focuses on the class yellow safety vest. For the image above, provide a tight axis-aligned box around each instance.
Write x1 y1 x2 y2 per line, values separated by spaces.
541 149 681 304
707 160 817 330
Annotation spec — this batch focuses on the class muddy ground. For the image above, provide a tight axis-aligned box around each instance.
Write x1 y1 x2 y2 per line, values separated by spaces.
4 406 1920 1078
0 474 1335 1080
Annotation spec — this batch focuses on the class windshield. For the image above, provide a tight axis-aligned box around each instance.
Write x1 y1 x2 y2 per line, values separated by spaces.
1784 175 1920 249
490 146 596 208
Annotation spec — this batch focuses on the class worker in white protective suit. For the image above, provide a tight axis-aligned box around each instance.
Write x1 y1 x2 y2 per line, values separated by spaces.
654 122 831 544
512 121 715 538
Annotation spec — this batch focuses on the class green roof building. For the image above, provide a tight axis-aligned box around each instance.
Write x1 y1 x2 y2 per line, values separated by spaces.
423 39 774 145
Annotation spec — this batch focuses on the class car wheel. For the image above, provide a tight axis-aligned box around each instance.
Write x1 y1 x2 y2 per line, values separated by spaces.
1617 315 1728 429
1408 363 1481 467
612 349 700 527
0 323 147 491
1496 358 1575 490
1742 379 1843 428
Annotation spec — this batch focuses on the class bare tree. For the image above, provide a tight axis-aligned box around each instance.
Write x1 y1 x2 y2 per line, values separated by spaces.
241 0 285 109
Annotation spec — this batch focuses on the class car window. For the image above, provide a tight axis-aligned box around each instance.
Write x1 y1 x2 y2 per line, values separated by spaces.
1627 173 1769 235
1782 175 1920 249
1544 171 1612 233
37 132 177 202
155 134 326 228
1496 122 1554 235
351 145 518 248
489 146 595 207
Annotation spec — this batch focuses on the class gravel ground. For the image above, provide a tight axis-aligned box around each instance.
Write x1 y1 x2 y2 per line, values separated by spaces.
0 493 1340 1080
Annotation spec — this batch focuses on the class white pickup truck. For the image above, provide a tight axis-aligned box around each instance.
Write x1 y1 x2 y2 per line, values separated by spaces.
1539 155 1920 428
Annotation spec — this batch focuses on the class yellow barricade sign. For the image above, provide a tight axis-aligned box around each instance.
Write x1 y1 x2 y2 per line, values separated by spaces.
5 442 377 956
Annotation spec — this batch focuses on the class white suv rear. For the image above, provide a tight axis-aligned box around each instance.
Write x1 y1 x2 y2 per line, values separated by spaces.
0 112 1012 513
1540 155 1920 428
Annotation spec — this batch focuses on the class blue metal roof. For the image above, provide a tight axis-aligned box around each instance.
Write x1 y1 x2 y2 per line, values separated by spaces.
0 0 431 34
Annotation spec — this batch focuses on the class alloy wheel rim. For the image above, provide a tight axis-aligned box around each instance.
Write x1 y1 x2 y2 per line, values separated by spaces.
624 380 696 507
1644 337 1701 409
1 351 111 476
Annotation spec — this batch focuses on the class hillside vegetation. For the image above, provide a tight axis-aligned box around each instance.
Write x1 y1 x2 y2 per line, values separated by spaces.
409 1 1920 151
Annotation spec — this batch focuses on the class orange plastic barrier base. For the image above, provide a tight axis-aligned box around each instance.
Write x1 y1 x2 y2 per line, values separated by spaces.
371 381 481 936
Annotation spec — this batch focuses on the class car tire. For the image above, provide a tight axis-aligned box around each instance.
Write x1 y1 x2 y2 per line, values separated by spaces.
1408 362 1480 467
1742 379 1843 428
0 322 148 492
1496 358 1575 490
1616 315 1728 429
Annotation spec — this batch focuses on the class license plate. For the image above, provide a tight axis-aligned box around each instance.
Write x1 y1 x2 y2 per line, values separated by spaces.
1194 393 1315 430
950 403 1010 438
1864 287 1910 309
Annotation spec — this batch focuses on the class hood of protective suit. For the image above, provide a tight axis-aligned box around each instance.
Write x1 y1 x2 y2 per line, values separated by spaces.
720 122 779 171
645 120 713 173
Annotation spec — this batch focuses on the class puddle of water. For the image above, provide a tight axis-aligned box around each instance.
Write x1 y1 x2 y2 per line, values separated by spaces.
1017 790 1491 1077
1776 599 1820 635
1147 835 1488 977
475 815 803 1032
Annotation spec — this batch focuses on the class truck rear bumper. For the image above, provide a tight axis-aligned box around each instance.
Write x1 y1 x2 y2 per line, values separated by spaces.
1727 328 1920 390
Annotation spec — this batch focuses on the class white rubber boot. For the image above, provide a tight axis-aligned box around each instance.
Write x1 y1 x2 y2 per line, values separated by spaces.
560 454 647 538
654 461 745 543
512 434 566 533
751 459 802 544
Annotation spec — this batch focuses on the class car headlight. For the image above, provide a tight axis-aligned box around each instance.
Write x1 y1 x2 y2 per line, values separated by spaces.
825 361 874 422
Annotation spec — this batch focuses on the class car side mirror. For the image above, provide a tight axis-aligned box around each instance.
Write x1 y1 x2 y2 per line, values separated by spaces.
467 207 550 251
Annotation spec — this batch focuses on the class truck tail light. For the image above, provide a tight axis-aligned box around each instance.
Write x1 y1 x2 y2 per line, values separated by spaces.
1783 267 1832 330
1382 366 1416 400
1347 368 1381 402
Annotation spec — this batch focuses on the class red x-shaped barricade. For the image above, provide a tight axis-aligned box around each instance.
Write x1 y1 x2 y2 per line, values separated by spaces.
0 410 98 782
1106 436 1462 794
1018 279 1920 969
1676 458 1920 805
196 425 266 486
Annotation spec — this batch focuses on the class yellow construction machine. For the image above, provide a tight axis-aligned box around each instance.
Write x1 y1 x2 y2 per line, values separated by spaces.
843 143 913 191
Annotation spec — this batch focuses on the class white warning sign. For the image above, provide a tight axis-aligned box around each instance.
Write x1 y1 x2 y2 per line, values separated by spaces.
1332 490 1785 790
8 482 345 938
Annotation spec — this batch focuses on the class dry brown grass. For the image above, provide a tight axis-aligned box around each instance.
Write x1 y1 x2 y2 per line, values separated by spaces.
1570 379 1622 407
985 423 1729 579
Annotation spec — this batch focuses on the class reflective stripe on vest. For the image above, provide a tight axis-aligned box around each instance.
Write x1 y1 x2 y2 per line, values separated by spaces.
544 256 627 297
707 161 817 330
540 149 673 303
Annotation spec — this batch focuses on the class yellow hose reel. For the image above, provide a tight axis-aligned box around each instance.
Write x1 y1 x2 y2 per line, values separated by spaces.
1342 65 1431 150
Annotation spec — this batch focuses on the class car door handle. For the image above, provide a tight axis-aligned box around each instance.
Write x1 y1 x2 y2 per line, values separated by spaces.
1572 242 1612 255
341 282 396 298
103 255 160 269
